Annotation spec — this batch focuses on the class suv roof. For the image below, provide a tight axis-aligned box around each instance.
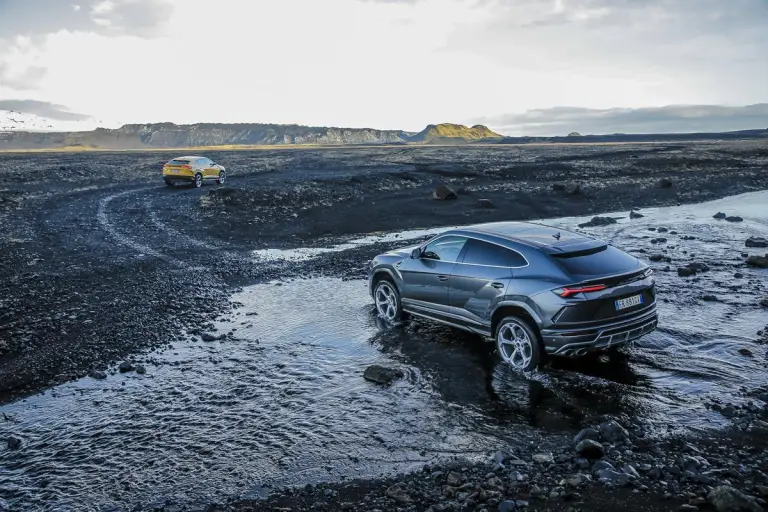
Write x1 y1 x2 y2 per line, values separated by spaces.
456 221 606 255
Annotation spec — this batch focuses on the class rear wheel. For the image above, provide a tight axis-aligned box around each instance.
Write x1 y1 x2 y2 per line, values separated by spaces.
217 171 226 185
374 279 403 322
496 316 543 371
164 179 174 187
193 173 203 188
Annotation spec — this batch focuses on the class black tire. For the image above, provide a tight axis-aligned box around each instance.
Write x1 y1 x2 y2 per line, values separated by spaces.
193 173 203 188
217 171 226 185
495 316 544 371
164 179 174 187
373 278 404 322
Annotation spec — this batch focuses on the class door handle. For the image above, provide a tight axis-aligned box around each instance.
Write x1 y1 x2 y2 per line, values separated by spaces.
437 275 449 281
491 282 505 289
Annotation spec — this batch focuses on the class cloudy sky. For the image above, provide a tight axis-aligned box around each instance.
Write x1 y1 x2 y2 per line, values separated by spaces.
0 0 766 135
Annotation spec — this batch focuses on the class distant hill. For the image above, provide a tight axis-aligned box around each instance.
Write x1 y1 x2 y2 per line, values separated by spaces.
411 123 503 144
0 120 505 150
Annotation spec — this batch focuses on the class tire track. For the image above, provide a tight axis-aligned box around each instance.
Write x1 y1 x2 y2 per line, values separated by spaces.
97 188 192 267
144 198 218 250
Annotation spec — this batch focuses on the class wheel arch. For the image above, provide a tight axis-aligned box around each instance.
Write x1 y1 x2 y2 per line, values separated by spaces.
370 268 399 294
491 302 541 338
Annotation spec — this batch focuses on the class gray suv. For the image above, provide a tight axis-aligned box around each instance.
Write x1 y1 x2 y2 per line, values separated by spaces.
368 221 657 370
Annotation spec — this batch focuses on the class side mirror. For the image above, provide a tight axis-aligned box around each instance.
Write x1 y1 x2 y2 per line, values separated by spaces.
410 248 421 259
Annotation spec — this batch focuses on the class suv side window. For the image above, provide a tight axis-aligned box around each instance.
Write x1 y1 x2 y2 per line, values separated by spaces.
201 158 212 166
422 235 468 262
461 238 527 267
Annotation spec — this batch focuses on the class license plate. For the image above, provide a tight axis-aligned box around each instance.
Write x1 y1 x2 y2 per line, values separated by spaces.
171 169 179 173
615 294 643 311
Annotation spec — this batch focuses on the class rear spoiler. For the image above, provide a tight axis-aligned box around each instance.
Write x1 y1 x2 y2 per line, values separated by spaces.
542 239 608 257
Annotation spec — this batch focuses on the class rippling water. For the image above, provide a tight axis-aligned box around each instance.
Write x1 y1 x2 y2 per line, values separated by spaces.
1 192 767 511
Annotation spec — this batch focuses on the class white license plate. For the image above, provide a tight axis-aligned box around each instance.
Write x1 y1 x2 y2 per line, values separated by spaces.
171 169 179 173
615 294 643 311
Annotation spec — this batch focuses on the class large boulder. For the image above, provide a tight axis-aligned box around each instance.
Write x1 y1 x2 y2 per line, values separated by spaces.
746 237 768 248
656 178 673 188
578 216 617 228
575 439 604 459
707 486 762 512
433 184 458 200
363 365 404 385
747 255 768 269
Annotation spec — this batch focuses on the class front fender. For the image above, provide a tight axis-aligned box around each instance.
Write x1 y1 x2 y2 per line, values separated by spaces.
368 267 400 297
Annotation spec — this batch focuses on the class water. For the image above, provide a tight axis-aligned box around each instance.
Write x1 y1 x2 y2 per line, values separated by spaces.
2 192 767 511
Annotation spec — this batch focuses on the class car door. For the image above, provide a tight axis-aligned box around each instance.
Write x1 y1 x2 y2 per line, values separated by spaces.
398 235 467 309
201 158 216 178
448 238 526 327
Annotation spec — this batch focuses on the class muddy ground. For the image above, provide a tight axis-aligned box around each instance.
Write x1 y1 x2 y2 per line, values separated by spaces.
1 141 767 511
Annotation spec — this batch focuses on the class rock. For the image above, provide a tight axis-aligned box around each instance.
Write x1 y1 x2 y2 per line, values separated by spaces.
533 453 554 464
7 435 22 450
136 365 147 375
592 461 616 473
747 255 768 268
499 501 518 511
385 483 411 505
552 183 566 191
707 486 762 512
725 216 744 223
630 210 644 219
565 183 581 195
578 216 617 228
649 254 665 262
446 471 463 486
598 469 631 486
657 227 669 233
679 506 699 512
688 262 710 272
657 178 673 188
89 370 107 380
760 298 768 308
599 420 629 443
574 427 600 444
433 184 458 200
738 348 753 357
746 237 768 248
118 361 134 373
201 333 217 342
622 464 641 479
576 439 604 459
492 450 513 465
701 295 718 302
477 199 495 209
714 212 727 219
363 365 404 385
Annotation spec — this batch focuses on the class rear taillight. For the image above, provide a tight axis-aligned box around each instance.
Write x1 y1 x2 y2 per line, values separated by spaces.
554 284 607 298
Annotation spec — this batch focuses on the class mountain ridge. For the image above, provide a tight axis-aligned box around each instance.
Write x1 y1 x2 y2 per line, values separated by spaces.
0 119 504 150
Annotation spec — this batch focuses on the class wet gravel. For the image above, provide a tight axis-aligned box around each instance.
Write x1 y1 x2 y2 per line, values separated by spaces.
1 143 768 511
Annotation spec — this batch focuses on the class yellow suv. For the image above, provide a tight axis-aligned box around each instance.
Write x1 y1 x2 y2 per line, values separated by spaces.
163 156 227 188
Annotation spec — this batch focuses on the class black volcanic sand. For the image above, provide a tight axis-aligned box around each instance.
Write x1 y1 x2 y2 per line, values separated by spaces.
0 141 768 511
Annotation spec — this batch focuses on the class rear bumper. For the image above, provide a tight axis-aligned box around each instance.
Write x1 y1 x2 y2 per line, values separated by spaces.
541 306 658 356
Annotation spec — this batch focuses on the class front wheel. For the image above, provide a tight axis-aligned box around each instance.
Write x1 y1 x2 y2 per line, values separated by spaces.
374 279 403 322
193 173 203 188
496 317 543 371
217 171 226 185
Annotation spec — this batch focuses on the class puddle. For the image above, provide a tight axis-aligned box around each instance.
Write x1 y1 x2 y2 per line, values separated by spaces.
2 191 768 511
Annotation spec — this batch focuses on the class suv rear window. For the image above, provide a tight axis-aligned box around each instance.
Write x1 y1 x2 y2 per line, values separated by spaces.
170 159 190 165
551 245 639 278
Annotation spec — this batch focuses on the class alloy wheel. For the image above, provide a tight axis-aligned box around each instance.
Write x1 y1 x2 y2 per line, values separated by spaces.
374 282 398 321
497 320 534 369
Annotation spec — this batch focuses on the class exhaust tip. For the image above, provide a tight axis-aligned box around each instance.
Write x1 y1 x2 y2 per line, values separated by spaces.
575 348 588 357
